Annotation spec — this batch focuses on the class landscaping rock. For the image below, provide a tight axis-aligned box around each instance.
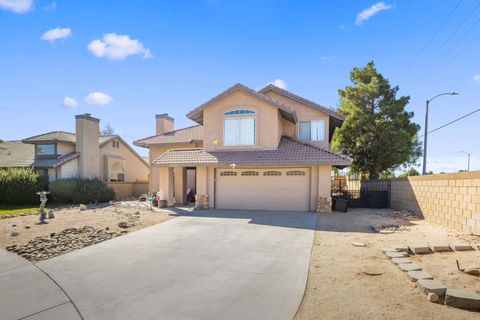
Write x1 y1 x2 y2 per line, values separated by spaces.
427 292 439 303
385 251 408 258
449 243 474 251
398 263 422 272
429 244 452 252
407 270 433 282
417 279 447 297
391 257 412 265
118 221 129 228
408 245 432 254
48 210 55 219
444 289 480 310
379 229 395 234
352 242 367 247
25 225 31 229
360 265 384 276
11 232 19 237
79 204 87 211
6 226 121 262
391 245 409 252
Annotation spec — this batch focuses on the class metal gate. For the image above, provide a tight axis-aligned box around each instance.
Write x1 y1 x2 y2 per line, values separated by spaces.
331 176 391 208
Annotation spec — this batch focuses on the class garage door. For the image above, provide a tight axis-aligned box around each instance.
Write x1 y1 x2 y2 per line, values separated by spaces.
215 168 310 211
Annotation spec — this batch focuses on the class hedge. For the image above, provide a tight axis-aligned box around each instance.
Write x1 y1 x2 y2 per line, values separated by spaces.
0 167 48 204
49 178 115 204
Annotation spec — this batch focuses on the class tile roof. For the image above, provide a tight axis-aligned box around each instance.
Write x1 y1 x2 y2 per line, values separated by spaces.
0 141 35 167
134 125 203 147
33 152 80 168
259 84 345 122
186 83 298 125
151 136 351 167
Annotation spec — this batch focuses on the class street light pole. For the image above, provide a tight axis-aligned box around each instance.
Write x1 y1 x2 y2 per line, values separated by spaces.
422 92 459 175
459 151 470 171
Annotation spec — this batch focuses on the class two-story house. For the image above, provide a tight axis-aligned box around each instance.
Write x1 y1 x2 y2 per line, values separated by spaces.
0 114 149 183
134 83 350 212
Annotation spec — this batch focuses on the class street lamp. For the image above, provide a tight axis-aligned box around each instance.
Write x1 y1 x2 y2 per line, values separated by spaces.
459 151 470 172
422 92 459 175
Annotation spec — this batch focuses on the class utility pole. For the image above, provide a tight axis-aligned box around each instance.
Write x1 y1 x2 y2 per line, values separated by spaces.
459 151 470 172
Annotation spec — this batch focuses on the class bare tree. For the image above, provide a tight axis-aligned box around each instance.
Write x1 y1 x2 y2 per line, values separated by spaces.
100 123 115 136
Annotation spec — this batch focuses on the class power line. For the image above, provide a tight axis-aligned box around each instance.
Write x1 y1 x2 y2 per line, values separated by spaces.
405 0 464 74
419 106 480 138
409 1 480 84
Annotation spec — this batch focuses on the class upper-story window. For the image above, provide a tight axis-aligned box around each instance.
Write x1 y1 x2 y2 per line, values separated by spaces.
224 109 256 116
35 144 56 157
224 110 256 146
299 120 325 141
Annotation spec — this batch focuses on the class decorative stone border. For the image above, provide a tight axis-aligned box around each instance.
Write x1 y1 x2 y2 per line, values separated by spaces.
382 244 480 311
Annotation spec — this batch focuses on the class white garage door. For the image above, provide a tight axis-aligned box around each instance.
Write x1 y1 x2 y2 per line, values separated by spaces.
215 168 310 211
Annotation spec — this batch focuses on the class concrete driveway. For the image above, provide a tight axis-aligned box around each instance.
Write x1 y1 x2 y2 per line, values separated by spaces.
2 210 316 320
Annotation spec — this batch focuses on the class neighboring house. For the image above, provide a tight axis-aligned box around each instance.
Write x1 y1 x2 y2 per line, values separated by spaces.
135 83 350 212
0 114 149 183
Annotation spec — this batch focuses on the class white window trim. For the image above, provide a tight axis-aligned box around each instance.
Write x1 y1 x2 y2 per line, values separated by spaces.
299 120 325 142
223 117 256 146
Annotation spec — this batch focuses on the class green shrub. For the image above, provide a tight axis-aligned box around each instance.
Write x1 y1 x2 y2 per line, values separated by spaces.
0 167 48 204
49 178 115 204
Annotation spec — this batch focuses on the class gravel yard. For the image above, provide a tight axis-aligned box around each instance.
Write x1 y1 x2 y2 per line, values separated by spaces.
0 203 175 261
294 209 480 320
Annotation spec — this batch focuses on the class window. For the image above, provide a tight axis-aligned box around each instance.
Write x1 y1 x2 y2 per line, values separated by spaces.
116 141 119 148
299 120 325 141
224 109 256 116
117 173 125 182
241 171 259 176
112 140 120 148
224 118 256 146
286 170 305 176
112 141 116 148
35 144 55 157
263 171 282 176
220 171 237 176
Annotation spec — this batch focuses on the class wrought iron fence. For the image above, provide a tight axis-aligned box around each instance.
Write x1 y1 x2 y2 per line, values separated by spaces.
331 176 391 208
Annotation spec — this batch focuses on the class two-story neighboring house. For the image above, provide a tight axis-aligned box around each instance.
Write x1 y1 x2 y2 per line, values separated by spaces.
134 83 350 212
0 114 149 183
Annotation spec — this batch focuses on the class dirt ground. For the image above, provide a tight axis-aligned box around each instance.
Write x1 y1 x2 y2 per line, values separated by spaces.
294 209 480 320
0 204 175 248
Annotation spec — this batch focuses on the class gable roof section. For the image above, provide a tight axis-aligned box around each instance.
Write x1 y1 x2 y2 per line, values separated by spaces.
151 136 351 167
0 141 35 167
23 131 77 144
134 125 203 148
186 83 297 125
259 84 345 123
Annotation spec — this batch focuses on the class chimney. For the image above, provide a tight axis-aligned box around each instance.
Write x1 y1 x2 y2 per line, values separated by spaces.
75 113 100 179
156 114 174 135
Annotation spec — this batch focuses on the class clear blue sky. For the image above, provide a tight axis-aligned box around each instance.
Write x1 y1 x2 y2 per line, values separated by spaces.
1 0 480 173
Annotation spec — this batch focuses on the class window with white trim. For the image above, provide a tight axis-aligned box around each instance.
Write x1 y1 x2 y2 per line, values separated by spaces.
224 118 256 146
299 120 325 141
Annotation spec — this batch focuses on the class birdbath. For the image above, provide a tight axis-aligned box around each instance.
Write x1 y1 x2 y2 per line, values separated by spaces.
36 191 50 224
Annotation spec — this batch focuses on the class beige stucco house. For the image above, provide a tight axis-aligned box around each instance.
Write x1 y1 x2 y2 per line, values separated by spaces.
0 114 149 183
135 83 350 212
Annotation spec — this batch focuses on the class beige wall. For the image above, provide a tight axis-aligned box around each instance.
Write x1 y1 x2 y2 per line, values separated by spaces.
100 139 149 183
57 142 75 156
264 91 330 149
202 91 281 151
59 158 78 179
106 181 149 200
390 171 480 234
76 115 100 179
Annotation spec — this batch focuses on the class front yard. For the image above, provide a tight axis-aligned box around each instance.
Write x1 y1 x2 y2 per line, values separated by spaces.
294 209 480 320
0 203 62 217
0 203 175 261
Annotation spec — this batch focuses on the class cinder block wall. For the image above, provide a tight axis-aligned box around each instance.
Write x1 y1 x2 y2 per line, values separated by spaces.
390 171 480 234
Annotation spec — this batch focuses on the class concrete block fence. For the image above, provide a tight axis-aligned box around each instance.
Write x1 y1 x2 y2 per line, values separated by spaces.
388 171 480 234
